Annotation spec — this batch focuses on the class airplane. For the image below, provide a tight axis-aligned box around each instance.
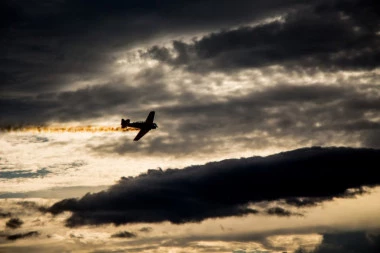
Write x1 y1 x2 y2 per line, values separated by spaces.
121 111 158 141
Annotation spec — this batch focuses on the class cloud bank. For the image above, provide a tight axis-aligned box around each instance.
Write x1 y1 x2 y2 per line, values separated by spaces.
48 147 380 227
146 0 379 72
296 231 380 253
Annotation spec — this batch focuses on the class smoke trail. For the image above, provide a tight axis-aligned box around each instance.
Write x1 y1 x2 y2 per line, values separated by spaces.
0 126 139 133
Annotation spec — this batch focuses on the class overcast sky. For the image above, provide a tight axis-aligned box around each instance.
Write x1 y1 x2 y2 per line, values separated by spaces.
1 0 379 252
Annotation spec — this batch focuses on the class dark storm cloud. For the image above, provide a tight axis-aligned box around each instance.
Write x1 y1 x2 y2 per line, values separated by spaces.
6 218 23 229
90 84 380 156
296 231 380 253
0 80 170 126
1 0 378 129
0 0 319 95
146 0 379 72
47 147 380 227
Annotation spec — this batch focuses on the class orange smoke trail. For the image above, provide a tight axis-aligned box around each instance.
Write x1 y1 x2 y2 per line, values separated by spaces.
1 126 139 133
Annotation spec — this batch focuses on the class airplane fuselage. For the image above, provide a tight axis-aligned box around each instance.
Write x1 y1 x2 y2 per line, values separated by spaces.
124 122 157 130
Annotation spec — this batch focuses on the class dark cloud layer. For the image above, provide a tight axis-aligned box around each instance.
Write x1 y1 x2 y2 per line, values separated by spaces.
0 0 318 95
4 80 378 135
0 81 170 126
48 147 380 227
147 0 379 72
296 231 380 253
89 84 380 156
1 1 378 155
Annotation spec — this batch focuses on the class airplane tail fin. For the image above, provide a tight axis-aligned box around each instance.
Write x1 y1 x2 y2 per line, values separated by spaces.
121 119 130 128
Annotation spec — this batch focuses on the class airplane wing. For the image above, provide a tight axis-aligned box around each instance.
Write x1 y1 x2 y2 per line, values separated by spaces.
134 129 151 141
145 111 155 123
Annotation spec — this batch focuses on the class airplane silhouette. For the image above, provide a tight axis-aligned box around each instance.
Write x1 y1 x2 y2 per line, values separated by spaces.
121 111 158 141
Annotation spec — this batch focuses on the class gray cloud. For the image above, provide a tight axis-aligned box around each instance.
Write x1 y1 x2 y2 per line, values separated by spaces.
364 130 380 149
0 80 170 126
48 147 380 227
88 84 380 156
296 231 380 253
1 0 320 96
0 168 51 179
1 1 378 154
146 0 379 72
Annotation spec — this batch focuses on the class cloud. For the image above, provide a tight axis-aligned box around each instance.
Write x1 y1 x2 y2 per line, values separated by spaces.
89 84 380 157
146 0 379 72
363 130 380 149
0 81 170 126
283 197 332 207
266 207 302 217
6 231 39 241
0 185 109 199
1 1 378 148
5 218 23 229
1 0 319 96
139 227 153 233
15 201 44 211
0 168 51 179
296 231 380 253
47 147 380 227
111 231 137 239
0 211 11 218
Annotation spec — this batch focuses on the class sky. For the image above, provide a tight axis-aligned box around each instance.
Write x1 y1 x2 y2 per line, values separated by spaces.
0 0 379 252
